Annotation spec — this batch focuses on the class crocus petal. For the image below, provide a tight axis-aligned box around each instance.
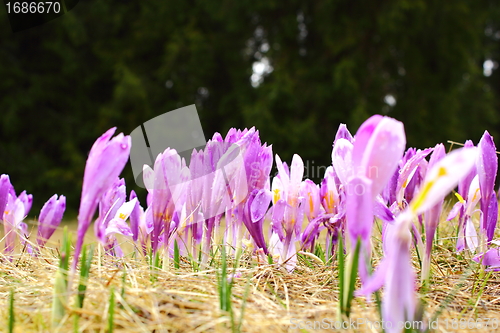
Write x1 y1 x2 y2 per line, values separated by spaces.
320 166 340 214
289 154 304 196
410 147 478 215
250 189 271 223
473 247 500 270
485 192 498 242
301 179 321 221
346 176 373 243
458 140 477 198
218 143 248 206
142 165 155 192
465 175 481 216
271 177 285 204
151 148 183 252
3 194 25 255
275 155 290 192
129 191 140 241
334 123 353 143
373 196 394 223
352 115 406 198
114 198 138 221
428 143 446 169
465 217 479 252
331 138 354 185
446 201 464 221
355 258 389 296
271 199 286 240
94 179 126 244
477 131 497 204
477 131 498 240
396 148 433 205
382 237 416 332
18 191 33 216
106 219 133 237
382 165 399 205
0 175 12 220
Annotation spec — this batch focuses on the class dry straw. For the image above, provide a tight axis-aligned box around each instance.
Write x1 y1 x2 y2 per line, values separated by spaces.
0 214 499 333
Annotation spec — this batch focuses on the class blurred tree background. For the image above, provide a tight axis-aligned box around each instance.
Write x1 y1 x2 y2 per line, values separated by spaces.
1 0 500 216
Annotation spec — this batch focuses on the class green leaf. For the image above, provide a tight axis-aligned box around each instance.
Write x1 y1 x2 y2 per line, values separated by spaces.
8 289 14 333
337 234 345 316
345 238 361 318
174 239 180 269
108 287 115 333
52 226 70 328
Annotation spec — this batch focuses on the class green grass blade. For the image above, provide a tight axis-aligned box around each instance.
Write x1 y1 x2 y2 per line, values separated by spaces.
8 288 14 333
236 276 252 333
77 244 94 308
174 239 180 269
74 244 94 333
337 234 344 317
108 287 115 333
121 268 127 300
345 238 361 318
52 226 70 328
218 245 234 313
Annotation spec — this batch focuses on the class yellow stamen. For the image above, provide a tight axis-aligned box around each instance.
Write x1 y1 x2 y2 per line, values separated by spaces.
273 189 280 204
455 192 466 204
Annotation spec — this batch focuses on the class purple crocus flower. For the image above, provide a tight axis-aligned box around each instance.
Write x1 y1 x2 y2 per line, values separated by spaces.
344 115 405 280
476 131 498 243
269 231 297 272
319 166 345 258
239 148 273 252
0 175 12 219
241 188 272 253
103 198 137 257
136 205 154 256
271 154 305 267
422 144 446 281
186 148 205 253
447 175 481 252
3 193 26 256
358 147 478 331
299 179 325 251
37 194 66 248
73 127 131 271
446 140 479 252
229 129 272 255
2 185 33 257
148 148 190 254
94 178 126 245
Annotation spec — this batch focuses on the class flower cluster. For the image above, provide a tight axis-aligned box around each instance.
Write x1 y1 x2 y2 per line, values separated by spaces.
2 115 499 333
0 174 65 257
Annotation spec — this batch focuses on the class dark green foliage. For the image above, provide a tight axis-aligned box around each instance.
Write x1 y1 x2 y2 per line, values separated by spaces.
0 1 499 214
